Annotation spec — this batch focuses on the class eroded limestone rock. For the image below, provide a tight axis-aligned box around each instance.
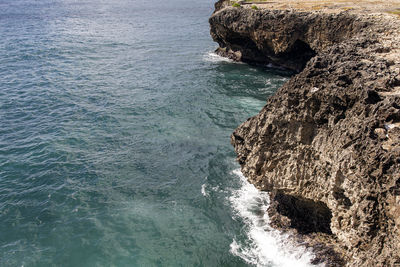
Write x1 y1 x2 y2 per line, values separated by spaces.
210 2 400 266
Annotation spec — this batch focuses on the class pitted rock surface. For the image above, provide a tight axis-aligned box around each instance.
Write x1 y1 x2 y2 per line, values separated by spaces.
210 1 400 266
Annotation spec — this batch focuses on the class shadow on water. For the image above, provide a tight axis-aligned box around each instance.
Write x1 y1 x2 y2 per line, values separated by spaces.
212 63 293 101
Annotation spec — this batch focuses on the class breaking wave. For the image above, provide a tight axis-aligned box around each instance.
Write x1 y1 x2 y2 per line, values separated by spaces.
203 51 238 63
229 169 319 267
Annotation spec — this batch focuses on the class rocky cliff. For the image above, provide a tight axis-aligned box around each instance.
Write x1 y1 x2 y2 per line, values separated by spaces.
210 1 400 266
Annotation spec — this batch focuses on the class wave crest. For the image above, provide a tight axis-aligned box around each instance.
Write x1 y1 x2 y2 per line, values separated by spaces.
229 169 319 267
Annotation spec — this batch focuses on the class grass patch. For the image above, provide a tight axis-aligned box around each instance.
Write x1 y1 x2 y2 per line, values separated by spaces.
387 9 400 17
232 2 241 7
341 7 354 11
251 5 258 10
311 5 322 10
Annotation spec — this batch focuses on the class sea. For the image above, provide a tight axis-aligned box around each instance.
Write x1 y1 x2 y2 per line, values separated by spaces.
0 0 316 266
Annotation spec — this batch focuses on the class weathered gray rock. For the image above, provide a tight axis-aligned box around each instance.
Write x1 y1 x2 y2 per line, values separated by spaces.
210 2 400 266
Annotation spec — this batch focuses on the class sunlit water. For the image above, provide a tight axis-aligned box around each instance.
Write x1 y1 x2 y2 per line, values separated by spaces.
0 0 315 266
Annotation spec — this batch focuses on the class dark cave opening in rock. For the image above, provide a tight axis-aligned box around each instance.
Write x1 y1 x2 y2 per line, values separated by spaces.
227 34 267 64
277 39 317 72
223 36 316 72
273 192 333 234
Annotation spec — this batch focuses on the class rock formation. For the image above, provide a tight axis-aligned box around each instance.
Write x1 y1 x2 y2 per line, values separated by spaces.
210 1 400 266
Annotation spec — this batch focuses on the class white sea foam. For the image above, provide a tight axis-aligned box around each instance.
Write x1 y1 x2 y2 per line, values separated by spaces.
236 96 265 111
201 177 222 197
229 169 319 267
203 51 237 63
201 183 208 197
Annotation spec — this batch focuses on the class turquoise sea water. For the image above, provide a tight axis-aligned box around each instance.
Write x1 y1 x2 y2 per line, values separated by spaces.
0 0 315 266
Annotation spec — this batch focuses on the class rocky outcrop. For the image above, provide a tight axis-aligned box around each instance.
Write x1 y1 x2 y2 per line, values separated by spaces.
210 5 371 72
210 2 400 266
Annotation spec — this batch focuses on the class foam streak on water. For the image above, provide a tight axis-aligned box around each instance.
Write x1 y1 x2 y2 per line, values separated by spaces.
229 169 317 267
203 51 237 63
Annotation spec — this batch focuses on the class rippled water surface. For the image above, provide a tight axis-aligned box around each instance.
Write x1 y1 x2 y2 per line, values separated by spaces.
0 0 313 266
